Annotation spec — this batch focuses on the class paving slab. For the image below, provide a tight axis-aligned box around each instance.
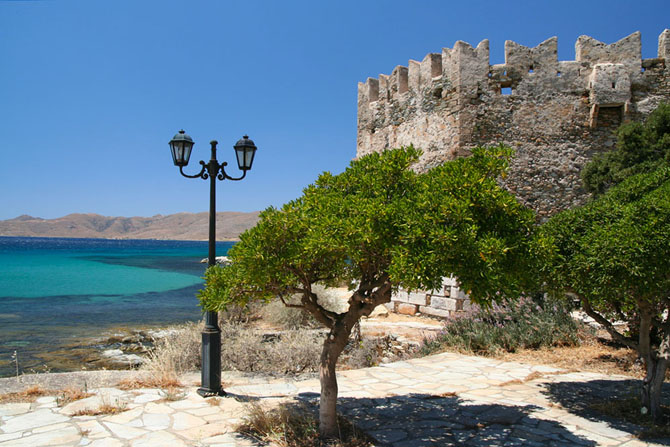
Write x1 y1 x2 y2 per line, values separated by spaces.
1 351 669 446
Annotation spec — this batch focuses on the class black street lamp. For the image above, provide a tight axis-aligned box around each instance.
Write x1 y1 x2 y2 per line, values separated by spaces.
169 129 257 397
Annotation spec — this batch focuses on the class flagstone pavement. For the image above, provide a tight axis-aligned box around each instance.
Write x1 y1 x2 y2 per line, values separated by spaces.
1 351 669 446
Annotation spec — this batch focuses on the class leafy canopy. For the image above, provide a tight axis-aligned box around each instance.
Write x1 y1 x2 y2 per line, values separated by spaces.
582 102 670 196
543 165 670 318
199 145 538 313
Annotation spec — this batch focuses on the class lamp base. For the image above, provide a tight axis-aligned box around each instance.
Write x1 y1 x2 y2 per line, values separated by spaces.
196 387 227 398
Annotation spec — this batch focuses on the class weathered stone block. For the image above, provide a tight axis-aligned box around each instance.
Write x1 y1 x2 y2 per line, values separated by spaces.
407 292 428 306
391 291 409 302
396 303 418 316
429 296 457 311
419 306 451 318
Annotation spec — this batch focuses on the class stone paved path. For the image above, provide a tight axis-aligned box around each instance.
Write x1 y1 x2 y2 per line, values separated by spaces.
1 351 668 446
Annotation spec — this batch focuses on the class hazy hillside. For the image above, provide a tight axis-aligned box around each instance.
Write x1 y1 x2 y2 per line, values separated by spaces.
0 212 261 241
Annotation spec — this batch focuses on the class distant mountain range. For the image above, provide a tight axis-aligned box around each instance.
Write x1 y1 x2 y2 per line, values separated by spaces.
0 212 261 241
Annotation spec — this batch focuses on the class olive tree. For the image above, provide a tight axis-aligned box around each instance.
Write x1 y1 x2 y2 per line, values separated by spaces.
541 166 670 422
199 145 537 438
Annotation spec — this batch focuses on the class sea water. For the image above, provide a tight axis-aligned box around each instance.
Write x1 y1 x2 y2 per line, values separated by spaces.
0 236 233 377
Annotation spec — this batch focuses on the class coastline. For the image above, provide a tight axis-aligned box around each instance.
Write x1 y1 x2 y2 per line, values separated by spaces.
0 321 200 380
0 235 240 242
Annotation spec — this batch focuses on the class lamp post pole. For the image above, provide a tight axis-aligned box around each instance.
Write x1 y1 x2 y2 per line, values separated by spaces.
169 130 257 397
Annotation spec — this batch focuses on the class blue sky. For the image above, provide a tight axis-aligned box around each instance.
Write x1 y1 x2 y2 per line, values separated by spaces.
0 0 668 220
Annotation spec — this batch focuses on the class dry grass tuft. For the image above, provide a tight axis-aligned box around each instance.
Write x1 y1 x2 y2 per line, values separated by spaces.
71 395 127 417
497 371 562 387
237 401 375 447
118 375 183 390
72 402 127 417
0 385 49 403
56 387 94 407
157 387 187 402
137 322 200 385
208 397 222 406
0 384 94 406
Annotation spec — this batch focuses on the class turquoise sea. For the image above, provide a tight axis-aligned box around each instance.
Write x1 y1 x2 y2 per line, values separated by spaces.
0 236 234 377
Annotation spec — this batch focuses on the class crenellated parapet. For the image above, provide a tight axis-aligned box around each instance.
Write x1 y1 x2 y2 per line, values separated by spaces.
357 30 670 218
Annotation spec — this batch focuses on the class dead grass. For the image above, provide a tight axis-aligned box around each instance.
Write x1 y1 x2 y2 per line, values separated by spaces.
72 401 127 416
0 385 49 403
495 337 644 378
237 401 375 447
156 387 187 402
421 391 458 399
0 384 94 405
70 393 128 416
590 396 670 440
118 375 183 390
498 370 570 387
56 387 94 407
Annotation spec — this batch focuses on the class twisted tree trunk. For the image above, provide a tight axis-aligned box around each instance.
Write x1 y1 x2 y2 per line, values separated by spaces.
638 305 669 423
319 322 354 438
642 356 668 422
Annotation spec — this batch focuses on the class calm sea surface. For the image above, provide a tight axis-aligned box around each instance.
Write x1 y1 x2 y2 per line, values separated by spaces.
0 236 234 377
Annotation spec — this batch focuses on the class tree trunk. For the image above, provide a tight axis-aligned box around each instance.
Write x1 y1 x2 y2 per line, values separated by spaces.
638 306 669 424
642 356 668 422
319 324 353 439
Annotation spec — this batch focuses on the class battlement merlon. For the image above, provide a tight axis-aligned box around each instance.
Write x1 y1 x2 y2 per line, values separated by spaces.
359 30 670 108
505 36 558 74
576 31 641 68
443 40 490 92
660 29 670 60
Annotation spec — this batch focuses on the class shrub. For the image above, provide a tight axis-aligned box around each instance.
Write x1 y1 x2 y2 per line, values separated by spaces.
260 299 320 330
218 300 265 325
260 285 349 330
137 322 201 387
420 296 587 356
220 324 323 375
141 318 399 380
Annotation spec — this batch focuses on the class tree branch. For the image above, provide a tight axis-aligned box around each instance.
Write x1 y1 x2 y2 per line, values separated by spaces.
579 294 637 350
277 293 306 310
299 289 340 329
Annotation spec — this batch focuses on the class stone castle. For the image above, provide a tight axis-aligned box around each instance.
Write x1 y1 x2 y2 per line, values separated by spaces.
358 30 670 318
357 30 670 220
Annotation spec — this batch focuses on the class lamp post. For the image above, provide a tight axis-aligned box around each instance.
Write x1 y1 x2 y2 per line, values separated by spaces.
169 129 257 397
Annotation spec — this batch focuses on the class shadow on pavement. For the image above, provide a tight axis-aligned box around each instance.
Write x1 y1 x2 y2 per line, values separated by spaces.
297 392 596 447
542 378 670 445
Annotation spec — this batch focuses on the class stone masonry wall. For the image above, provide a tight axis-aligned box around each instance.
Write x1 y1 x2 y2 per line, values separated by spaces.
358 30 670 318
357 30 670 220
386 276 471 319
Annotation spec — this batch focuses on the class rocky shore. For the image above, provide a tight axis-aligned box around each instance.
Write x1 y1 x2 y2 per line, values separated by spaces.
7 326 179 377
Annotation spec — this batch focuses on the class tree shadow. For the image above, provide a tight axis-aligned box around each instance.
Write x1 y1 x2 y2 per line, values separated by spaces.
297 392 596 446
541 378 670 445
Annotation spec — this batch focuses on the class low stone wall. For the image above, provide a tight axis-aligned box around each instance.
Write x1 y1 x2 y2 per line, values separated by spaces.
386 277 470 319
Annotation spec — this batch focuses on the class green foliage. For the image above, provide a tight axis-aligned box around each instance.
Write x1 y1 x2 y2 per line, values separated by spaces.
199 145 538 315
393 144 539 301
542 165 670 316
419 297 584 356
582 103 670 196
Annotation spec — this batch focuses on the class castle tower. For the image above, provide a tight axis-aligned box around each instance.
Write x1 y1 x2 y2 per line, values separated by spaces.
357 30 670 219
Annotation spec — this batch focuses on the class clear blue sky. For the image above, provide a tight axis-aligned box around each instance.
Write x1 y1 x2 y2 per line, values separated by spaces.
1 0 668 220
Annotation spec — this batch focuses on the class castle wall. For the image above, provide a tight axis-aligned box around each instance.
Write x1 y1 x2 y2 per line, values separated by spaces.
357 30 670 219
